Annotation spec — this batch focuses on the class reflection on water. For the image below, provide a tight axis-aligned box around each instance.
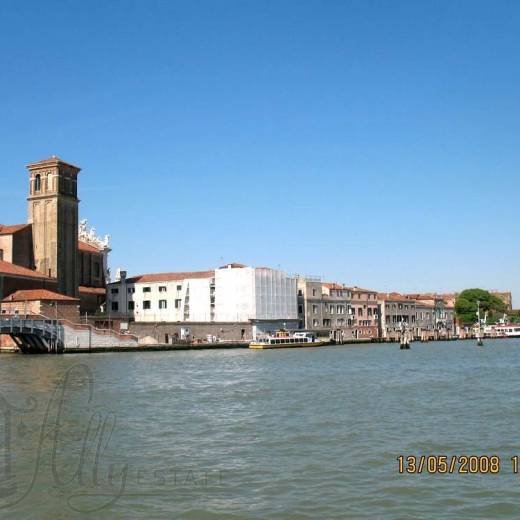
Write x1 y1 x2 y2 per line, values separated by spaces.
1 340 520 518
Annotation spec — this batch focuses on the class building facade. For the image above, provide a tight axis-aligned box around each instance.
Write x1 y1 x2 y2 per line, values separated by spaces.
1 289 80 321
296 278 356 341
348 287 379 339
405 294 456 339
107 263 298 341
378 293 417 340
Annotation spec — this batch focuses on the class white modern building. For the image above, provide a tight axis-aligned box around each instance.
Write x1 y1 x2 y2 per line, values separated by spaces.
107 263 298 339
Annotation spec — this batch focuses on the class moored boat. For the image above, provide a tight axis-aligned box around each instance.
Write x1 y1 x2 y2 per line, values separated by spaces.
249 331 324 349
490 324 520 338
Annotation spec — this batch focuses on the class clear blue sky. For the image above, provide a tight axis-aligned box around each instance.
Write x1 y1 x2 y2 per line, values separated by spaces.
1 0 519 305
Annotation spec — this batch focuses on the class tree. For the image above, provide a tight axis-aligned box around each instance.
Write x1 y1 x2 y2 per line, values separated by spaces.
509 312 520 324
455 289 507 325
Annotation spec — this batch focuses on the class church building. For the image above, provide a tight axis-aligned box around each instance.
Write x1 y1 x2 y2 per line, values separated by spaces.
0 156 110 316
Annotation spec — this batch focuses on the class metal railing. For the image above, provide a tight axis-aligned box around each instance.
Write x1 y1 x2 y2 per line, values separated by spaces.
0 315 64 350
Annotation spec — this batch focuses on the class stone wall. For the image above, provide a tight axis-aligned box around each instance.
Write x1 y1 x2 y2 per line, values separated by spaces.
128 321 252 344
12 227 34 269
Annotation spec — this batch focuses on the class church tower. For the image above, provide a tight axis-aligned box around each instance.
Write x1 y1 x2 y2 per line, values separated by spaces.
27 156 80 297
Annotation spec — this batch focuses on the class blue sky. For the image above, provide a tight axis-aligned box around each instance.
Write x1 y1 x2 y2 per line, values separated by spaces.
1 0 519 305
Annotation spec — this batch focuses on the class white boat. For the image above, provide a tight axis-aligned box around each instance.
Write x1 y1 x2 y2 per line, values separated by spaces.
249 331 324 349
493 325 520 338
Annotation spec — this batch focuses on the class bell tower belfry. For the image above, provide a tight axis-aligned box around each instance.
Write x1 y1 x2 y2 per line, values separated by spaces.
27 156 80 297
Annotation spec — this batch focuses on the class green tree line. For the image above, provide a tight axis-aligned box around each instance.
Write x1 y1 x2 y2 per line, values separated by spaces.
455 289 508 325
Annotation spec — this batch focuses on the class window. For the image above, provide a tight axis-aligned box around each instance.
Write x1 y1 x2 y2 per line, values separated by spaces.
298 290 303 296
323 319 331 327
143 287 151 293
111 302 119 311
128 301 135 311
34 174 41 192
159 300 167 309
337 305 344 314
368 308 372 316
143 300 151 310
111 288 119 295
176 285 182 291
312 289 317 296
159 286 167 293
358 308 363 316
175 299 182 309
312 304 318 314
128 287 135 294
313 319 319 327
298 305 303 314
0 249 3 261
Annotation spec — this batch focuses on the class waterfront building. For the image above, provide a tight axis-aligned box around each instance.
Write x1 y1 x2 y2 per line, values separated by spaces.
296 278 353 341
296 277 325 330
322 283 353 342
348 287 379 340
377 293 417 340
413 301 435 339
1 289 80 321
0 157 110 313
405 294 456 339
107 263 298 341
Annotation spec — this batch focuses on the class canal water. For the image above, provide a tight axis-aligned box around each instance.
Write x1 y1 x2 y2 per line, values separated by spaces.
1 339 520 519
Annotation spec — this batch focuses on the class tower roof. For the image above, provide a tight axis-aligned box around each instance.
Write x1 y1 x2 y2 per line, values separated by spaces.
27 156 81 172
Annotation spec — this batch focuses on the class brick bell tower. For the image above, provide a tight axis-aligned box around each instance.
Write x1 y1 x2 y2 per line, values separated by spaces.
27 156 80 297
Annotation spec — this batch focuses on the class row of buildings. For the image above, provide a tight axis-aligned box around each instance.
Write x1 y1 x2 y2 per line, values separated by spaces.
0 156 512 347
105 264 459 343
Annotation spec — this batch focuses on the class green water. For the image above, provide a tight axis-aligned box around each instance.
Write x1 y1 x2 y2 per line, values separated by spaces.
1 339 520 519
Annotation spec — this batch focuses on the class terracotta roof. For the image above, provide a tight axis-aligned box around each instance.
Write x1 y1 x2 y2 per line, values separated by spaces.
78 240 102 253
415 301 435 309
27 156 81 171
349 286 377 293
2 289 79 302
0 224 31 236
0 260 53 280
79 286 106 295
323 282 345 290
377 292 414 302
405 293 446 301
126 270 215 283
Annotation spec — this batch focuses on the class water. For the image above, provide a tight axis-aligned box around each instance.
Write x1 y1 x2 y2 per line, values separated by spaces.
1 339 520 519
